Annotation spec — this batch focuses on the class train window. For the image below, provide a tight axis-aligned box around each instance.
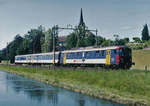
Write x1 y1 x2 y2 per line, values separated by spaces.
55 54 58 59
67 53 70 59
39 56 41 60
77 52 80 56
47 55 49 60
42 56 44 60
68 53 72 59
34 56 37 60
50 55 53 59
101 50 104 56
69 53 72 59
86 51 90 58
38 56 40 60
96 51 100 57
119 49 123 56
27 56 31 60
71 53 75 59
77 52 81 58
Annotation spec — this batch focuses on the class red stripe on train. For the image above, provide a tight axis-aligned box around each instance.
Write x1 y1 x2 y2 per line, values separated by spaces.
116 56 120 64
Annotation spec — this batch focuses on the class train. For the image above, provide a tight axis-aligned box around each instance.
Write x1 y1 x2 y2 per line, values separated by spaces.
15 46 132 69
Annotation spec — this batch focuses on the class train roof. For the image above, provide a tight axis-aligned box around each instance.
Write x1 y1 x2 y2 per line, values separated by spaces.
61 46 128 53
15 52 59 57
15 46 129 57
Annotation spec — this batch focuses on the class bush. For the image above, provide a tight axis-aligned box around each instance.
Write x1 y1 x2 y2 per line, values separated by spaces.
127 43 145 50
145 40 150 48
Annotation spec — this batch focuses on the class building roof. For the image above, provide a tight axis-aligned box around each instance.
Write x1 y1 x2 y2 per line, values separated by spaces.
58 36 67 42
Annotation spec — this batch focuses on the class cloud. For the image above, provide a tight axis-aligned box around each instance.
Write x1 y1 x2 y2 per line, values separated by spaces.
120 26 132 30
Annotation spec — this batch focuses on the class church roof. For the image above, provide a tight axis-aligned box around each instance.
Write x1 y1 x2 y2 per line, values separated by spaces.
79 8 85 26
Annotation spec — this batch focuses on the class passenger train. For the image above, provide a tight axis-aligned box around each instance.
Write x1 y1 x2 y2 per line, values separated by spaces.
15 46 132 69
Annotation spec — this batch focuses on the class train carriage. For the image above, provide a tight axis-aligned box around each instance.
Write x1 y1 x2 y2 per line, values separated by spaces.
60 46 132 68
15 46 132 69
15 52 60 64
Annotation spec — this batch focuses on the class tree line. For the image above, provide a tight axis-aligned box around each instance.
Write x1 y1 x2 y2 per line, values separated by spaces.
0 23 150 63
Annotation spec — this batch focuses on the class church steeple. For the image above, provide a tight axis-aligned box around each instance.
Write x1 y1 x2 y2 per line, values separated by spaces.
79 8 85 26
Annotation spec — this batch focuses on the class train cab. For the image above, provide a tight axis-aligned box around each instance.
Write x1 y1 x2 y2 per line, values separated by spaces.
116 46 132 69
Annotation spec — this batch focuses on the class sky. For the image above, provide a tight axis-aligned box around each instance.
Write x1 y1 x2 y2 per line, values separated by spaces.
0 0 150 49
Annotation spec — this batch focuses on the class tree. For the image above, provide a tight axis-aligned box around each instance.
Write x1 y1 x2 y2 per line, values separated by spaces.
101 40 113 47
66 24 97 49
0 50 2 62
118 39 127 45
6 34 24 63
32 27 45 53
133 37 141 43
113 35 129 45
142 24 150 41
23 26 45 54
0 48 7 60
96 36 105 46
123 37 130 43
84 32 96 46
76 25 86 47
42 29 53 52
113 34 120 45
66 32 77 49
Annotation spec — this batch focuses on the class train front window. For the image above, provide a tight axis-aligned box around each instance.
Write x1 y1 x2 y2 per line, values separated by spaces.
119 48 131 56
125 48 131 56
114 50 117 55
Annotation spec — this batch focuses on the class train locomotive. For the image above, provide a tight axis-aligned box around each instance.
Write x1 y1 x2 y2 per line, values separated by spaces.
15 46 132 69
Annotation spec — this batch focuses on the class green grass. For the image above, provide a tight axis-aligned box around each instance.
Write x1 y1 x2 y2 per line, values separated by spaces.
0 65 149 105
132 50 150 70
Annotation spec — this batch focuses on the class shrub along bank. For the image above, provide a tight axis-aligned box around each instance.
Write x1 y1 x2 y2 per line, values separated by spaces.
0 65 149 105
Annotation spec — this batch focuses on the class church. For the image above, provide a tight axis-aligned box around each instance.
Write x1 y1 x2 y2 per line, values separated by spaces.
58 9 86 47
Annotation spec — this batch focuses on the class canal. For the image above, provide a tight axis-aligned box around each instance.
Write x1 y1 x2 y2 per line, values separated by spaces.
0 71 124 106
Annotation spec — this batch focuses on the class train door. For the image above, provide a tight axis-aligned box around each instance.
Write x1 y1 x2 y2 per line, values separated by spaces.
58 52 61 64
63 53 66 65
60 53 64 64
52 54 55 64
82 52 85 63
106 49 111 65
32 56 34 64
26 56 28 63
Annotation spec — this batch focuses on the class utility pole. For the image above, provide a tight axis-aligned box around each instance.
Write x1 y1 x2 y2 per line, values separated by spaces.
53 25 56 69
52 25 59 70
96 29 98 46
6 42 9 65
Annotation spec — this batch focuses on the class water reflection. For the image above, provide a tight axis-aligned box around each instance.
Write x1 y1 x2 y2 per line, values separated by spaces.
6 74 58 106
0 71 125 106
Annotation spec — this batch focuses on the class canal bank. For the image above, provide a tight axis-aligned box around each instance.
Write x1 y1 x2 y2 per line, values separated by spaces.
0 65 148 105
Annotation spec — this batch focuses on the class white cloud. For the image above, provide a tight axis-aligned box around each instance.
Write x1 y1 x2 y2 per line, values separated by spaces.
120 26 132 30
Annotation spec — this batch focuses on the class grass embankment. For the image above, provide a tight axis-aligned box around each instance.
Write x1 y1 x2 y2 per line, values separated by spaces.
0 65 149 105
132 50 150 70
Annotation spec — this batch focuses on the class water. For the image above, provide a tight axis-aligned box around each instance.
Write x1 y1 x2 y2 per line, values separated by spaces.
0 71 124 106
